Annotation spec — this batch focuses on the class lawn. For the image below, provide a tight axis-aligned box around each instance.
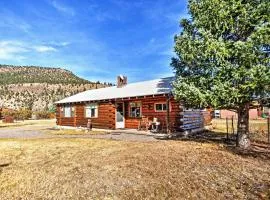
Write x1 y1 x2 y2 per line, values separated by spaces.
0 119 56 128
212 118 269 143
0 138 269 199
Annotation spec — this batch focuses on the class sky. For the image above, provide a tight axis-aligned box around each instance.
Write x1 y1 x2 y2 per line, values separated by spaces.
0 0 189 83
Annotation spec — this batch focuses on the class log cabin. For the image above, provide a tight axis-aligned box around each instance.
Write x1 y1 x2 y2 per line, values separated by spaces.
55 76 206 133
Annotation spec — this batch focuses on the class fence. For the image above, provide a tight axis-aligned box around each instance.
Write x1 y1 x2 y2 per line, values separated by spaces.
212 117 270 145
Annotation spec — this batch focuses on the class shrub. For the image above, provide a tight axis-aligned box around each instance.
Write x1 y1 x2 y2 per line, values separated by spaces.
2 108 32 121
35 110 51 119
16 108 32 120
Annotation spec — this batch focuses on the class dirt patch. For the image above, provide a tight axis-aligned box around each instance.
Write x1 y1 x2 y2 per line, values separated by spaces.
45 129 108 135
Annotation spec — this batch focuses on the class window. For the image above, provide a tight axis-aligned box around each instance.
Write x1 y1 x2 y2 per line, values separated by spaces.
62 105 74 117
155 103 167 112
129 102 141 118
85 103 98 118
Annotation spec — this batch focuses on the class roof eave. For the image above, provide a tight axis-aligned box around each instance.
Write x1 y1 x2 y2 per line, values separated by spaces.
54 92 173 105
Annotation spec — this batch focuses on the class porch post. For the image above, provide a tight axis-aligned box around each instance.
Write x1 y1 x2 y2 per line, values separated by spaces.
74 105 77 127
166 93 171 134
58 105 62 126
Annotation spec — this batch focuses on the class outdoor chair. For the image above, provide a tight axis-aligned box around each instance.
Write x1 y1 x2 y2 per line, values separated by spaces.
138 117 151 131
151 118 161 133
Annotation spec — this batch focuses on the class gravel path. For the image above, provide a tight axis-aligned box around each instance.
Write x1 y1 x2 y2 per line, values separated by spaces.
0 126 157 142
0 128 50 139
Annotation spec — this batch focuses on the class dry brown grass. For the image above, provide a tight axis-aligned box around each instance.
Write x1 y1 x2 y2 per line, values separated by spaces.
212 118 267 132
212 118 269 143
0 119 55 128
0 138 269 200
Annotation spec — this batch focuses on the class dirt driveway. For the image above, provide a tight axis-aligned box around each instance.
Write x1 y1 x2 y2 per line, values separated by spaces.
0 128 49 139
0 122 157 142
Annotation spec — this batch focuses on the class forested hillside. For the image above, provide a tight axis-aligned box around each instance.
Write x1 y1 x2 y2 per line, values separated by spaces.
0 65 91 84
0 65 111 112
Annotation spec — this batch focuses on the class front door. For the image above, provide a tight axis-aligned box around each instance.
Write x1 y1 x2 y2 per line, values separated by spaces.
116 103 125 129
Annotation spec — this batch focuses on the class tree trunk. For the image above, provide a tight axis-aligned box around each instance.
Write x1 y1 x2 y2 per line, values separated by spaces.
237 103 251 148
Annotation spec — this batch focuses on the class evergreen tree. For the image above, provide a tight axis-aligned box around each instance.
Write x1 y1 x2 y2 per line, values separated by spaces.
172 0 270 148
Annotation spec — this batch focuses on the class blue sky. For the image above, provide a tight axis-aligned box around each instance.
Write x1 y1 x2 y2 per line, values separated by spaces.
0 0 188 83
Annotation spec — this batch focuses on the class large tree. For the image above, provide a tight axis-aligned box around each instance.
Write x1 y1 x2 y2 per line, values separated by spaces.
172 0 270 148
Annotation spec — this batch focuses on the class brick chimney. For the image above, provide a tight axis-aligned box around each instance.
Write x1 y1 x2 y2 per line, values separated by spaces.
117 75 127 88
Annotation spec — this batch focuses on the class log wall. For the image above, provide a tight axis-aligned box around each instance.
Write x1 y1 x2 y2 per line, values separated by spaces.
122 96 181 130
56 102 115 129
56 95 182 131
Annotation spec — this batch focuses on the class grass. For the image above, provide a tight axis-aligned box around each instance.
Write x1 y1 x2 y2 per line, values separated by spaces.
0 119 55 128
0 138 269 199
212 118 269 143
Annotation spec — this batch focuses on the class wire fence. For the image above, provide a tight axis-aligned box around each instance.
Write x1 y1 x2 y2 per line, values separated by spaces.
212 117 270 145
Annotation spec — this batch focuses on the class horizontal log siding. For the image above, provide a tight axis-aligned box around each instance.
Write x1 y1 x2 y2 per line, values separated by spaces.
56 102 116 129
124 96 181 130
56 95 181 131
56 106 75 126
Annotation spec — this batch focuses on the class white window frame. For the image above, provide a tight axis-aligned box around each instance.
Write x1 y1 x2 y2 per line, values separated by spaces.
155 103 168 112
85 103 98 118
63 105 74 118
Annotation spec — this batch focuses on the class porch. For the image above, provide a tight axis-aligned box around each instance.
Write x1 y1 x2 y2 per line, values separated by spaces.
114 95 180 132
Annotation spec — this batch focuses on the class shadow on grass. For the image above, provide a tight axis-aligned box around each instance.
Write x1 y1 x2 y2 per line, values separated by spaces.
173 131 270 161
227 143 270 160
173 131 234 145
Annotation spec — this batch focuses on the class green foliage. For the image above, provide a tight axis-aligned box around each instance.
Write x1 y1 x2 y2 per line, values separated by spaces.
34 110 51 119
48 105 56 113
2 109 16 118
0 65 91 85
172 0 270 110
16 108 32 120
2 108 32 120
0 65 112 111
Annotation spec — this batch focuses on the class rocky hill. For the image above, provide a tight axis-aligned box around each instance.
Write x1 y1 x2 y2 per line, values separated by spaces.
0 65 111 111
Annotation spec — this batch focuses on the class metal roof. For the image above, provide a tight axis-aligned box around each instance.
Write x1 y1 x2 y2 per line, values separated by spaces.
55 77 174 104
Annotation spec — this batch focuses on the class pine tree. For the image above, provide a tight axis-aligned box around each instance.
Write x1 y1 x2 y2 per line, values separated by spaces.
172 0 270 148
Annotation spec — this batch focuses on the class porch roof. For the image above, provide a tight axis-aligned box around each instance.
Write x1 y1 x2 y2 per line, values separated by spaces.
55 77 174 104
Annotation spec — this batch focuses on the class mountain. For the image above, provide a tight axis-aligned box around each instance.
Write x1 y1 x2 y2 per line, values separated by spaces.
0 65 90 84
0 65 111 111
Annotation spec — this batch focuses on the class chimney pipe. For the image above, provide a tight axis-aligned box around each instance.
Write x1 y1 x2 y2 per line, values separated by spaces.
117 75 127 88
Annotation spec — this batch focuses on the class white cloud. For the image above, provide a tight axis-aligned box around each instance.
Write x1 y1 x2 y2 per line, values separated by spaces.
60 42 70 46
0 41 28 60
0 40 60 61
50 0 75 16
34 45 57 53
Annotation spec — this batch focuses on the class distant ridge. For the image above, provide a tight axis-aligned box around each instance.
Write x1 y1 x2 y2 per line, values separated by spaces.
0 64 111 111
0 64 91 84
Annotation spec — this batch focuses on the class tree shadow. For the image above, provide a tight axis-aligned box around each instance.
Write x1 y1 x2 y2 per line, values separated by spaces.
173 131 234 145
173 131 270 161
226 143 270 160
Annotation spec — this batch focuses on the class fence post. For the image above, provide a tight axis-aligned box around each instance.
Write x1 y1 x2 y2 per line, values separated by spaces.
231 116 234 136
267 116 270 145
226 117 229 141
